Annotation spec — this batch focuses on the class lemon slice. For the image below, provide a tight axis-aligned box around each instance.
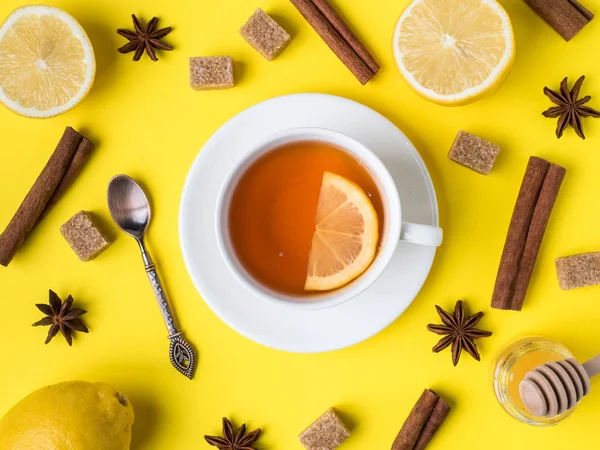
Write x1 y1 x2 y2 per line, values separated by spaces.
305 172 379 292
0 6 95 118
393 0 514 105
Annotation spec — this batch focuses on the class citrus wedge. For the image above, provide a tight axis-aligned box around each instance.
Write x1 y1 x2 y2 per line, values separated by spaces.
305 172 379 292
0 6 95 118
393 0 514 105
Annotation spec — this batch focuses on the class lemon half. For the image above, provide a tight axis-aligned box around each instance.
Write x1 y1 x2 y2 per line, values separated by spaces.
393 0 514 105
0 5 95 118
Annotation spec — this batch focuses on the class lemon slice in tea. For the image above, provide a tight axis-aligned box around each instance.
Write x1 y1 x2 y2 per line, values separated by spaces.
305 172 379 292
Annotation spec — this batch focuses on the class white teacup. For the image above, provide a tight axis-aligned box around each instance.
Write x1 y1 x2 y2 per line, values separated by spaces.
215 127 442 310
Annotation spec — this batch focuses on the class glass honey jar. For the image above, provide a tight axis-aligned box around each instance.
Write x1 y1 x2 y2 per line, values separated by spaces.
492 336 575 426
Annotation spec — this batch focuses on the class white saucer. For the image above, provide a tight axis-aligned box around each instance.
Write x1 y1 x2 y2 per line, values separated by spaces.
179 94 439 353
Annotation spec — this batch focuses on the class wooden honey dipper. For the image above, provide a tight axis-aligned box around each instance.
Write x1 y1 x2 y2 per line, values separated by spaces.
519 355 600 417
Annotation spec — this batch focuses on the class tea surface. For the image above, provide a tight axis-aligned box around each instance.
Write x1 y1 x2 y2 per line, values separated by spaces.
228 141 384 295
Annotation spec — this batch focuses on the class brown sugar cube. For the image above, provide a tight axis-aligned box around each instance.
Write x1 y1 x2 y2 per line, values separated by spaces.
298 408 350 450
448 130 501 175
60 211 111 262
240 8 291 60
189 56 234 91
556 252 600 290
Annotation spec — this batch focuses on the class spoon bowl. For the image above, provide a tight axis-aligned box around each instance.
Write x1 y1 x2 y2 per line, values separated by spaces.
107 175 151 240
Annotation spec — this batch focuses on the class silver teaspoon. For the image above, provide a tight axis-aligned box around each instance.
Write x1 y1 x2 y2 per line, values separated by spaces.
107 175 196 379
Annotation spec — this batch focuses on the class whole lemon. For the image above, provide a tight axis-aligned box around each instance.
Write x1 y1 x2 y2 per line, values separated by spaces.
0 381 134 450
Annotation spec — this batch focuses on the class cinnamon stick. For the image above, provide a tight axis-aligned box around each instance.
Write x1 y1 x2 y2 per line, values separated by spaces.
290 0 374 84
523 0 593 41
44 137 95 213
511 164 566 310
392 389 450 450
311 0 379 74
0 127 83 267
413 397 451 450
491 157 550 310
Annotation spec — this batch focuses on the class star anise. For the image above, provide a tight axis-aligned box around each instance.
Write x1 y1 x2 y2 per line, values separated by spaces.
542 76 600 139
427 300 492 366
117 15 173 62
204 417 261 450
32 290 88 346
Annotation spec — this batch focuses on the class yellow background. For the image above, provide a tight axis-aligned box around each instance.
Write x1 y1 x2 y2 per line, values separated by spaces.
1 0 599 448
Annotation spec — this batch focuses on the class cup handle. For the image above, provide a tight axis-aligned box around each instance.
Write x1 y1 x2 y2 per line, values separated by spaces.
400 222 443 247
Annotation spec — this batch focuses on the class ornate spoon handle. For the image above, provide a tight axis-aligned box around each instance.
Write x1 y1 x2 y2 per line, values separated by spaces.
140 240 197 379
